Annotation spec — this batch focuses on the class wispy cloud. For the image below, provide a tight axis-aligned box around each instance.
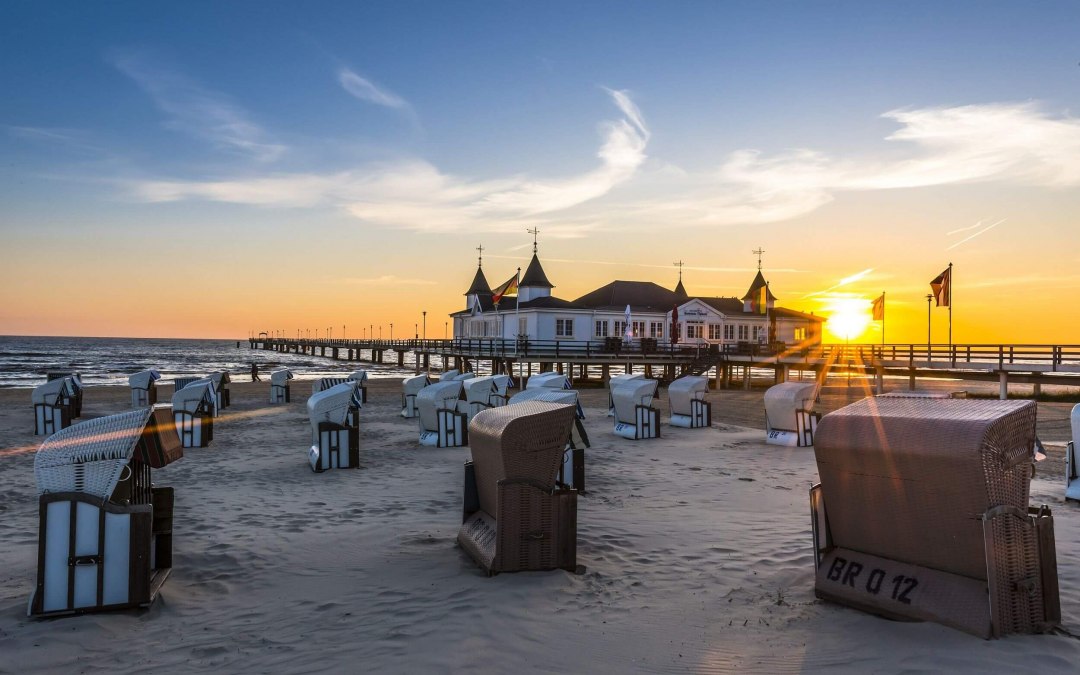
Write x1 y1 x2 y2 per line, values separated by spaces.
6 126 106 153
945 218 1006 251
125 88 648 233
110 50 285 162
338 69 410 110
801 268 876 298
338 275 436 286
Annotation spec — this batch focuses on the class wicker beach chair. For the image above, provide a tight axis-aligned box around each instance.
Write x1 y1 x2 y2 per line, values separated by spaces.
348 369 369 403
451 372 475 381
611 378 660 440
209 371 231 408
29 406 183 617
440 369 461 382
270 369 294 403
171 380 215 447
128 369 161 408
417 380 467 447
311 377 349 396
31 377 77 436
47 371 83 418
457 401 579 574
606 372 643 417
172 376 200 393
401 374 431 418
306 381 361 471
764 381 819 446
459 375 513 420
1066 404 1080 502
668 375 711 429
810 397 1060 638
509 388 590 492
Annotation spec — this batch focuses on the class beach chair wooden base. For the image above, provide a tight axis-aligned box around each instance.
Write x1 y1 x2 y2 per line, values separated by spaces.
613 405 660 440
419 409 468 447
131 386 157 408
458 462 578 575
174 411 213 448
670 399 712 429
401 394 419 418
309 422 360 472
33 403 70 436
766 409 818 447
558 447 586 493
270 384 291 404
29 489 175 618
810 484 1061 638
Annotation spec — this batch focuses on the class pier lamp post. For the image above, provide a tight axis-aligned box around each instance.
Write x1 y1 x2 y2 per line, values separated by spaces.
379 326 382 339
926 294 933 363
390 323 394 340
370 324 373 342
423 311 427 341
445 322 448 339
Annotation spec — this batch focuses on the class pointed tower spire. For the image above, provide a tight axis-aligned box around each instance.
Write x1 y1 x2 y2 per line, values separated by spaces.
519 228 553 302
465 243 492 297
673 260 687 298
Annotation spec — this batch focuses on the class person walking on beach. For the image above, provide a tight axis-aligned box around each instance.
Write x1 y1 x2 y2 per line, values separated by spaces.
250 362 261 382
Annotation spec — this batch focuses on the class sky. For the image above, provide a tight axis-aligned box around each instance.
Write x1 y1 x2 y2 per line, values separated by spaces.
2 1 1079 342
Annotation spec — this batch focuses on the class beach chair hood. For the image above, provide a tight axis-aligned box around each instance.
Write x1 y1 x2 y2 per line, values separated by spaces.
403 374 431 395
764 382 818 432
509 388 583 418
526 372 572 390
417 380 463 430
668 376 708 416
441 369 460 381
171 380 214 413
32 377 75 405
348 370 369 384
611 379 658 423
307 381 360 435
128 369 162 389
33 406 183 500
270 369 294 386
209 371 230 388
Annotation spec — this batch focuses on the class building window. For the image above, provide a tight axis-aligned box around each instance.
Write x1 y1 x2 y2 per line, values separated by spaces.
556 318 574 338
687 324 704 339
649 321 663 338
632 321 646 338
518 317 527 336
613 321 627 338
708 324 722 340
738 325 749 341
794 327 807 341
752 326 761 341
594 320 609 338
724 324 735 341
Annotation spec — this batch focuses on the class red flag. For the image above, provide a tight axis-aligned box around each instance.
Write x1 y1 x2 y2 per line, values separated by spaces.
930 267 951 307
491 274 519 305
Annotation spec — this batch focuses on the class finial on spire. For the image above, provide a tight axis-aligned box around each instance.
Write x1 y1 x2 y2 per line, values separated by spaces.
673 259 684 282
476 243 484 267
752 247 765 271
527 227 540 254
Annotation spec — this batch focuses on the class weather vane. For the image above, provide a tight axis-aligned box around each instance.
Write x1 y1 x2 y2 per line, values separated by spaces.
673 259 684 281
752 247 765 271
476 243 484 267
527 227 540 254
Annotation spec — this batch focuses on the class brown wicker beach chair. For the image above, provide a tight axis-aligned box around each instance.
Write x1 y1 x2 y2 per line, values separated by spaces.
457 401 579 575
810 397 1060 638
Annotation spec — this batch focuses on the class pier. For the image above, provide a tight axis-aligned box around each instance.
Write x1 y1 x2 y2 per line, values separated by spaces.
248 337 1080 398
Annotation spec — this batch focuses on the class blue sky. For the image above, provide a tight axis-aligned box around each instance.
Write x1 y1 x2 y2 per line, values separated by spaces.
2 1 1080 339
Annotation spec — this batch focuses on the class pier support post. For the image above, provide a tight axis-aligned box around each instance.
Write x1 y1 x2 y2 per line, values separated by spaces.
875 366 885 395
332 348 339 360
1033 380 1041 397
645 364 653 379
601 364 609 382
999 370 1008 400
909 368 916 391
743 365 751 390
397 351 405 367
775 364 788 384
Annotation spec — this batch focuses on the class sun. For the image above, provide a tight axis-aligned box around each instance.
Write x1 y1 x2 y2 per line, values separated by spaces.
822 296 872 341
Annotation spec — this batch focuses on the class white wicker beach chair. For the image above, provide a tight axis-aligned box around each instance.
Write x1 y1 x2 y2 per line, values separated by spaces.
607 372 644 417
509 388 590 491
612 378 660 440
459 375 513 420
171 380 215 447
311 377 349 396
452 372 475 381
306 381 361 471
1067 404 1080 502
668 375 711 429
526 372 572 390
348 369 370 403
417 380 467 447
29 406 182 618
270 369 294 403
401 374 431 418
31 377 77 436
764 382 819 446
47 371 84 417
440 369 461 382
208 371 231 408
128 369 161 408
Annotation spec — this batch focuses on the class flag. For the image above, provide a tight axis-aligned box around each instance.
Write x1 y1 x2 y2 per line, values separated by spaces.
930 267 951 307
492 273 519 306
624 305 633 340
757 285 768 315
872 293 885 321
670 305 679 345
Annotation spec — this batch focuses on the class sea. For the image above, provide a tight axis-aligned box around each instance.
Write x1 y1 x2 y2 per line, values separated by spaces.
0 336 423 388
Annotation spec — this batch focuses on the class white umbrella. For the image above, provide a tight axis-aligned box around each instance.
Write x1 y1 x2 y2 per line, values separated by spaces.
624 304 633 340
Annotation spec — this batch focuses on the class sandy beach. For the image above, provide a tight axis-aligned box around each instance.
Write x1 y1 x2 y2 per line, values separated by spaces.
1 378 1079 673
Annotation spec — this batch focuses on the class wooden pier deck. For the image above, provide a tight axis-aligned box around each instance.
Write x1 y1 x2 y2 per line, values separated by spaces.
248 337 1080 398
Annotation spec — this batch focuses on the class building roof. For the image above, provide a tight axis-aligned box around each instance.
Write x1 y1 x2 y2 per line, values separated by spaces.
520 253 554 288
674 278 688 298
691 296 824 322
573 281 684 312
464 266 492 296
741 270 777 302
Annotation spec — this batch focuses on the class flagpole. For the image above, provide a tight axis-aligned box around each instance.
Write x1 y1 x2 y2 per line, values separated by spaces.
882 291 885 347
948 262 953 352
515 267 521 381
